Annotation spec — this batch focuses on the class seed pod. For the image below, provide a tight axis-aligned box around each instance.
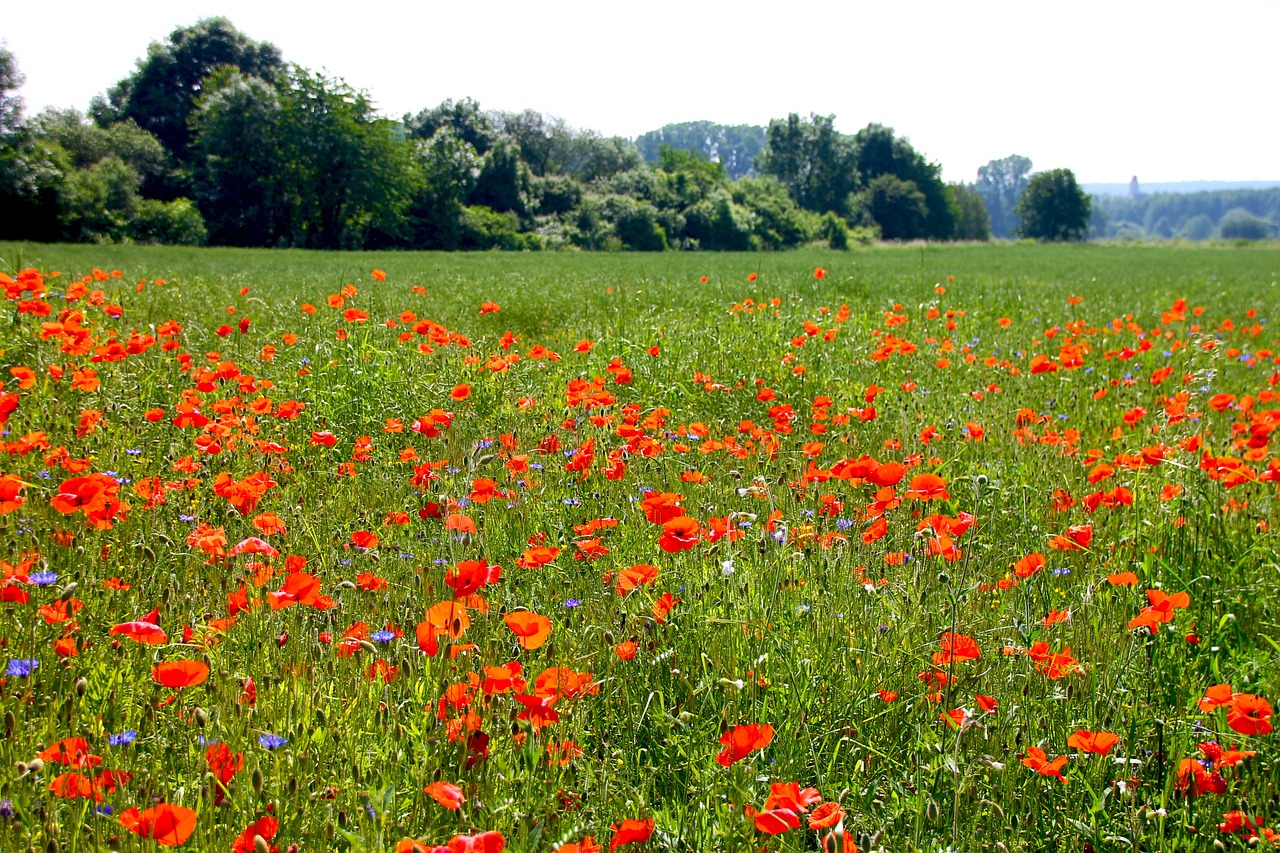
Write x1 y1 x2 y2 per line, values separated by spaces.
28 758 44 774
194 708 209 727
46 838 59 853
251 767 264 796
73 678 88 698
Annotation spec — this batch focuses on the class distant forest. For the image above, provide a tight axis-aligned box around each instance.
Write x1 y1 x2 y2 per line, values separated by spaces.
0 19 1275 250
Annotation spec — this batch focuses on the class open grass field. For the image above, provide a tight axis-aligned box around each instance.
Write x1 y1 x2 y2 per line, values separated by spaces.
0 241 1279 853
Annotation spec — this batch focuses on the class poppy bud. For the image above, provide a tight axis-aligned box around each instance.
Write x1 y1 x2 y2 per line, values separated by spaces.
996 844 1008 853
925 798 940 822
1213 841 1227 852
358 640 378 655
337 811 349 829
107 837 122 852
324 823 335 840
194 707 208 727
3 710 13 735
603 631 615 645
15 761 27 776
74 677 88 697
28 757 44 773
251 767 264 796
936 572 949 585
48 838 60 853
254 837 271 853
286 777 297 796
339 580 356 590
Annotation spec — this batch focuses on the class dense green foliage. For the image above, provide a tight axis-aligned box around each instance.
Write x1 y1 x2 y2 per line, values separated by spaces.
1016 169 1092 242
0 24 991 251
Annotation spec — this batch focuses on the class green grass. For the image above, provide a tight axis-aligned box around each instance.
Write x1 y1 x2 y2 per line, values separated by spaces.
0 241 1278 853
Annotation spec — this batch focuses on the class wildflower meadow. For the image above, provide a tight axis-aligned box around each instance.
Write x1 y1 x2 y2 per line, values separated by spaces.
0 242 1278 853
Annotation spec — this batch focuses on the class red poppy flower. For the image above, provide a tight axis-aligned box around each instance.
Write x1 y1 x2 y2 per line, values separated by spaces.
809 801 844 830
610 819 654 851
40 738 101 769
754 808 801 834
1228 694 1273 736
505 611 551 650
905 473 950 501
1067 730 1119 755
232 816 279 853
716 723 774 767
120 803 199 847
110 620 168 645
424 781 466 810
658 517 700 552
1021 747 1067 783
152 660 209 689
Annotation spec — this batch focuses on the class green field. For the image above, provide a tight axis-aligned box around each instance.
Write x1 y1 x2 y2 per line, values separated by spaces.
0 242 1278 853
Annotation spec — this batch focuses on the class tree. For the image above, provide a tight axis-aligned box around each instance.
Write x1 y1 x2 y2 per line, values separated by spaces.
91 17 283 190
860 175 927 241
1015 169 1092 242
189 70 285 246
1218 208 1271 241
756 113 860 217
852 123 953 240
490 110 576 177
274 69 418 249
949 183 991 241
634 122 766 180
976 155 1033 238
409 127 480 249
404 98 495 154
0 41 23 142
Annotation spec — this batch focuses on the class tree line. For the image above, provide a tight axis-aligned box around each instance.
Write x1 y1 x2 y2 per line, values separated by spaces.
0 19 1104 250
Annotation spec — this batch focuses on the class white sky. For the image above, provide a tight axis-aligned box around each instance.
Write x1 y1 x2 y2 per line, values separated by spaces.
4 0 1278 184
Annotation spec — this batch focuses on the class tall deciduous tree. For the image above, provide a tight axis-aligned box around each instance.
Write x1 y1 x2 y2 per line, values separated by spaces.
1016 168 1092 242
756 113 860 217
949 183 991 241
91 17 283 193
976 155 1033 238
851 123 953 240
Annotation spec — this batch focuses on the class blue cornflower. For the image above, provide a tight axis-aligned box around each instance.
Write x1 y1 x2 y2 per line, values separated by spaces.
178 514 196 523
563 599 581 609
1053 567 1071 576
258 733 287 750
371 630 396 643
125 449 143 456
29 572 58 587
6 659 38 678
109 730 137 746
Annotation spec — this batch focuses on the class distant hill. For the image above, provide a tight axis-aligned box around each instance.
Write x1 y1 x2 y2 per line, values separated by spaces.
1085 180 1280 196
1090 187 1280 240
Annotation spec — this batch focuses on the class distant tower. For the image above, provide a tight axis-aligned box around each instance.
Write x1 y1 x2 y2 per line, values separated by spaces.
1128 176 1141 199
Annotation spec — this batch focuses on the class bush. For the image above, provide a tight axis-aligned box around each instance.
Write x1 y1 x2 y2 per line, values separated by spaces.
1218 208 1271 241
819 211 851 250
459 205 539 250
1179 214 1214 241
131 198 208 245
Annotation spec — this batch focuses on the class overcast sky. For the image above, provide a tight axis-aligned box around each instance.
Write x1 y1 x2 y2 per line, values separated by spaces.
5 0 1277 184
